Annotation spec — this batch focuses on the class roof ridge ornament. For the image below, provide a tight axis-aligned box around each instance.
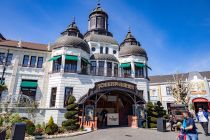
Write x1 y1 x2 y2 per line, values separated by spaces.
97 0 101 7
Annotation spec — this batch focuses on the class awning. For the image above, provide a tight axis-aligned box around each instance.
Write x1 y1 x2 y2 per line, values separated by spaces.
192 98 208 103
21 81 38 88
81 57 90 64
48 55 61 61
135 62 145 67
120 63 131 68
65 55 78 61
146 65 152 70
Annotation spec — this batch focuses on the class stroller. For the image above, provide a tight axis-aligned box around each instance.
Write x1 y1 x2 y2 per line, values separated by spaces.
178 129 186 140
177 119 187 140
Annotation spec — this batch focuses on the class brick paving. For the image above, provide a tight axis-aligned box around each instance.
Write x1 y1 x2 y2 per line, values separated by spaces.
49 123 209 140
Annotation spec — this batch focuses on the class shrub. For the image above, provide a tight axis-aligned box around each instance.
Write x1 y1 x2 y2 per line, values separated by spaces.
58 127 65 134
34 124 44 136
8 113 21 126
150 123 157 128
23 120 35 135
45 116 58 135
0 116 3 127
62 96 79 131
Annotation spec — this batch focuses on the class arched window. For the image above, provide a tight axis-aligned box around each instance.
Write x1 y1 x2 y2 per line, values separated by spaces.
105 47 109 54
100 46 103 54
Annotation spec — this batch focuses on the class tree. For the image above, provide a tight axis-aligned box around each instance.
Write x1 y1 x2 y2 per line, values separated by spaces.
167 73 191 105
62 96 79 131
154 101 167 118
0 84 7 99
146 102 158 128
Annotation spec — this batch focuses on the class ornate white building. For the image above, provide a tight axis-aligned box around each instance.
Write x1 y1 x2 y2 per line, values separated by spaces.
0 3 149 128
149 71 210 113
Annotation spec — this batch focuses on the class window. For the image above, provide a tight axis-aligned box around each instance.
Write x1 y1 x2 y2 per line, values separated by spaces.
113 50 116 54
166 86 172 95
100 46 103 54
107 62 112 77
6 53 13 66
98 61 104 76
90 61 96 75
64 60 77 73
81 59 88 74
114 63 118 77
20 79 37 101
105 47 109 54
91 47 96 52
52 57 61 72
22 55 29 67
0 53 5 65
30 56 36 67
37 57 43 68
64 87 73 107
135 67 144 78
50 87 57 107
0 53 13 66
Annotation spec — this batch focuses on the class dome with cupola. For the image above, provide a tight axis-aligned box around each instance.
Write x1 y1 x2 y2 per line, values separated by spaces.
119 30 147 59
52 19 90 53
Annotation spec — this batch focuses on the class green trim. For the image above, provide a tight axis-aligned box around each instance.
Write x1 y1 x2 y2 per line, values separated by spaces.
21 81 37 88
65 55 78 61
135 62 145 67
81 57 90 64
120 63 131 68
48 55 61 61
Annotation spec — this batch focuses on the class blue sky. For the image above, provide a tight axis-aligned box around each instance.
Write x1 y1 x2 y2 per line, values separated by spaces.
0 0 210 76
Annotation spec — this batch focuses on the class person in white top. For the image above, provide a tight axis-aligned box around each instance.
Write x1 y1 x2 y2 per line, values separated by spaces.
196 108 209 136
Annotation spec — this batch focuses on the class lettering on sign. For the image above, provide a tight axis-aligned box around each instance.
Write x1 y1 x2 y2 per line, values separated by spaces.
95 81 136 91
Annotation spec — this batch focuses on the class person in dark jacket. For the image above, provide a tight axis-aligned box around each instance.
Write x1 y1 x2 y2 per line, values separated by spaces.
196 108 209 136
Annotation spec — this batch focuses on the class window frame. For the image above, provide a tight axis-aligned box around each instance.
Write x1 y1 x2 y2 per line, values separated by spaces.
37 57 43 68
30 56 36 67
22 55 29 67
50 87 57 107
100 46 103 54
64 87 73 107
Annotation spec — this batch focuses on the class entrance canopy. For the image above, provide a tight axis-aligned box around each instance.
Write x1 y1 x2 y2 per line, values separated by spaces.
192 98 208 103
78 80 146 105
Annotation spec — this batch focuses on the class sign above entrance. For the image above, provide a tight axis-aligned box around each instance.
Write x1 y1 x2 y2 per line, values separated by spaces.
95 80 137 92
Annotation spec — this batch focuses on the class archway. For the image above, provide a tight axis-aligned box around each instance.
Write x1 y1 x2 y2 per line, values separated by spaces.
78 80 145 129
192 98 209 112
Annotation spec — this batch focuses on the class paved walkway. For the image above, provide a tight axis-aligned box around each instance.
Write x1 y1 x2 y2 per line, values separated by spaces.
49 123 209 140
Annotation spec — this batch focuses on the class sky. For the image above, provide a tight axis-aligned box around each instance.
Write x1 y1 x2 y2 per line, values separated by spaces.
0 0 210 76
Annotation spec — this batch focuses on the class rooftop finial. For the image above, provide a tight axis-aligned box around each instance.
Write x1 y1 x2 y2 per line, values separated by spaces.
97 0 101 7
128 26 131 32
72 16 75 23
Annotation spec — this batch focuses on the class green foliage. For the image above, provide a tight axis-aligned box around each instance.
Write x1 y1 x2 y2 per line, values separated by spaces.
24 120 35 135
45 116 58 135
146 101 167 128
62 96 79 131
58 127 65 134
6 129 11 139
34 124 44 136
8 113 21 126
0 116 3 127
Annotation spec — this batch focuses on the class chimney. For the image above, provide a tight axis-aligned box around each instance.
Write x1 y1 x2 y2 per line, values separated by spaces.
18 40 22 47
47 42 51 51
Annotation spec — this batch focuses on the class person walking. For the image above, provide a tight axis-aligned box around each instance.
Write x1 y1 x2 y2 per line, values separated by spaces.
196 108 209 136
180 112 198 140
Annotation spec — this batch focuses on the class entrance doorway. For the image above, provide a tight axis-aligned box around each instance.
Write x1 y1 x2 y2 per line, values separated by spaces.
94 91 134 127
78 80 146 130
193 98 209 112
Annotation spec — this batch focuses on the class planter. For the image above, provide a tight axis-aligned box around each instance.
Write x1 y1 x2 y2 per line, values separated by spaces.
0 128 6 140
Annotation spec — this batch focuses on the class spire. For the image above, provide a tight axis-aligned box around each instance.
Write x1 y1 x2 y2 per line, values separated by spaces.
61 17 83 38
128 26 131 33
97 0 101 7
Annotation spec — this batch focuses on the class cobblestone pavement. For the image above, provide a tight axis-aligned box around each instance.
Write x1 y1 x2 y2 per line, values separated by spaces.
50 123 209 140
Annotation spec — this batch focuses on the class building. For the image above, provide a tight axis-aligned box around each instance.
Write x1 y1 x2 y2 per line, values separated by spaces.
149 71 210 112
0 3 149 129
